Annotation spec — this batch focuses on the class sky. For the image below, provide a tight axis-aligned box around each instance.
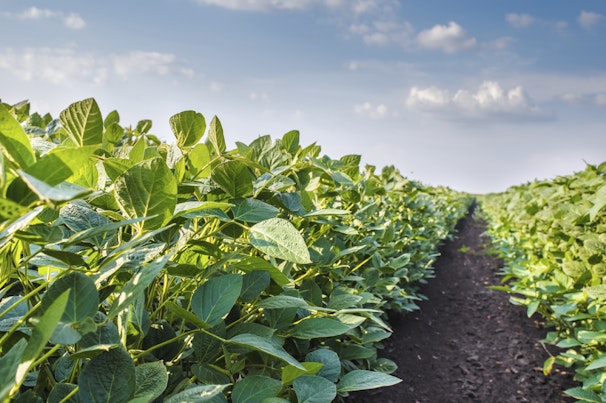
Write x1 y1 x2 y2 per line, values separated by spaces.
1 0 605 194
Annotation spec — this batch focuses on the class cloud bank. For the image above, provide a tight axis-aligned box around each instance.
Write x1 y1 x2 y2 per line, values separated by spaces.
0 7 86 30
406 81 551 121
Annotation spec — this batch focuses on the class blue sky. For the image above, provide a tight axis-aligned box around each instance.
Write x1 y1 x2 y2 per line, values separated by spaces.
1 0 605 193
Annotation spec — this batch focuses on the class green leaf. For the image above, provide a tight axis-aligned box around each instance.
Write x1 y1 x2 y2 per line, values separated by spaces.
303 209 350 218
208 116 226 155
48 383 80 403
0 206 43 248
105 122 123 144
18 170 91 204
336 370 401 393
26 146 97 187
305 349 341 382
240 271 270 302
60 98 103 146
170 110 206 148
165 301 210 329
233 256 290 287
188 143 211 178
585 355 606 371
108 255 169 319
258 295 309 309
232 375 282 403
564 387 601 402
133 361 168 401
232 198 279 223
39 272 99 344
78 348 136 403
290 318 351 339
249 218 311 264
281 130 299 154
293 376 336 403
192 274 243 326
0 102 35 169
281 362 323 386
211 160 253 198
164 385 228 403
229 333 305 370
16 290 70 389
113 158 177 232
0 339 27 400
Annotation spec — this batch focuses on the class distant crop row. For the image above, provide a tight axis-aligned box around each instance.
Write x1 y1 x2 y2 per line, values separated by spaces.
481 164 606 402
0 98 470 402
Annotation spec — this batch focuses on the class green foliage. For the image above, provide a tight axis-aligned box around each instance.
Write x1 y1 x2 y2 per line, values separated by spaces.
0 98 470 401
480 163 606 401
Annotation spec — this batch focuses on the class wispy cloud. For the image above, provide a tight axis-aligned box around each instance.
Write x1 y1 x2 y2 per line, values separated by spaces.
354 101 388 119
578 10 604 30
406 81 551 121
0 6 86 30
505 13 535 28
0 47 194 85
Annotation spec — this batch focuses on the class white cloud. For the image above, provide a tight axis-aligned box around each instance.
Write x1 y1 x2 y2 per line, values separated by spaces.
505 13 535 28
596 94 606 106
113 51 176 77
578 10 604 30
63 13 86 29
416 22 477 53
349 19 413 47
354 101 388 119
1 7 86 30
406 81 549 121
250 92 271 103
0 47 193 85
192 0 342 12
0 47 106 85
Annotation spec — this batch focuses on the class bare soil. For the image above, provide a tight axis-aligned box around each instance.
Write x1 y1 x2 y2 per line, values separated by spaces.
348 206 576 403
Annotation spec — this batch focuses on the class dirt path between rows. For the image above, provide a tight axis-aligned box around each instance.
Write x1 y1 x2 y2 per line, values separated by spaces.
348 206 576 402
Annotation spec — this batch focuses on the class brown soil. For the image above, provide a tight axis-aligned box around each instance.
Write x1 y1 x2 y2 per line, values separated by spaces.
348 207 577 403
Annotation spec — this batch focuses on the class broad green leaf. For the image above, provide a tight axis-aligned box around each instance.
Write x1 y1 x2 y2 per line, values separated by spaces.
208 116 226 155
18 170 91 204
164 384 228 403
48 383 80 403
78 313 120 348
305 349 341 382
258 295 309 309
16 290 69 389
188 143 211 178
233 256 290 287
60 98 103 146
0 103 35 169
0 339 27 400
78 348 136 403
39 272 99 344
170 110 206 148
25 146 97 187
173 201 234 219
290 318 351 339
232 376 282 403
229 333 305 370
585 355 606 370
104 121 123 144
336 370 401 392
232 198 279 223
249 218 311 264
564 387 601 402
240 271 270 302
192 323 225 363
211 160 253 198
281 362 323 386
113 158 177 232
104 110 120 127
108 255 169 319
133 361 168 401
293 376 336 403
103 158 135 181
192 274 243 326
281 130 299 154
303 209 350 217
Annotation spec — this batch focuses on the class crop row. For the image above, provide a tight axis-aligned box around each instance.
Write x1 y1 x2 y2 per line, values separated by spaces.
480 163 606 402
0 98 471 402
